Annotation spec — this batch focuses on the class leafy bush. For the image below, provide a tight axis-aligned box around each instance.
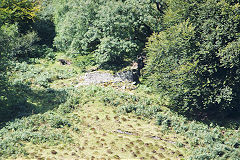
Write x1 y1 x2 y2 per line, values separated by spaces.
95 36 138 66
73 54 96 69
0 24 42 60
47 112 71 128
145 0 240 117
41 45 56 60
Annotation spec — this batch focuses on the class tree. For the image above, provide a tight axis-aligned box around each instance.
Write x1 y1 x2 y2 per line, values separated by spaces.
145 0 240 117
0 0 41 34
0 24 28 121
53 0 162 67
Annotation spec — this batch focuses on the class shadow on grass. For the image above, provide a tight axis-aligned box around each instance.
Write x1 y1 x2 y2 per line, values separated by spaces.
100 61 132 72
0 83 69 129
203 113 240 129
175 109 240 130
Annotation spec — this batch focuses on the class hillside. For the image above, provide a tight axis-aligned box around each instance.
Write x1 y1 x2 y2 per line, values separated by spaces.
0 54 188 159
1 0 240 159
0 54 239 159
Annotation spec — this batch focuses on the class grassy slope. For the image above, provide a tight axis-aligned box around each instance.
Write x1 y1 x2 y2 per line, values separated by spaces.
20 101 187 159
0 54 188 159
0 53 239 159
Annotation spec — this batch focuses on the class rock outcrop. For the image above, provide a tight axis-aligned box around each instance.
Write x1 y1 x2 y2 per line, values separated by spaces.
75 55 145 87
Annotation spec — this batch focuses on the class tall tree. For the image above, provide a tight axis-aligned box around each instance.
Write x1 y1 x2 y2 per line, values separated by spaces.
145 0 240 117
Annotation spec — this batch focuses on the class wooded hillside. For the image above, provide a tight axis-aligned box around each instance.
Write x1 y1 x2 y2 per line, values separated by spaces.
0 0 239 159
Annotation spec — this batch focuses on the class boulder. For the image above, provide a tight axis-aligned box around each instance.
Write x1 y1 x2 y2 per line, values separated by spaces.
58 59 71 65
114 69 139 83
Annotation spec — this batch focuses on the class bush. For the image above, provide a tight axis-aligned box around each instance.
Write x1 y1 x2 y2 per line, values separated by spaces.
145 0 240 117
0 24 41 60
95 36 138 66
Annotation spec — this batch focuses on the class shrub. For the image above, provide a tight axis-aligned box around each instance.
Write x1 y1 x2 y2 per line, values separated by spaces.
95 36 138 66
0 24 41 60
73 54 96 68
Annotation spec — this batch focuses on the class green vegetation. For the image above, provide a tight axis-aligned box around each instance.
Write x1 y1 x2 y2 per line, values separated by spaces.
0 0 240 159
53 0 161 67
0 0 40 27
145 0 240 117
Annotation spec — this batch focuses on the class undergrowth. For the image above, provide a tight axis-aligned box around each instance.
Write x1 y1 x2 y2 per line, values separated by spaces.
0 58 239 159
62 85 240 159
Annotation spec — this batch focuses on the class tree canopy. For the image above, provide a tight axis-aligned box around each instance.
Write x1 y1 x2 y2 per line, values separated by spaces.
0 0 40 28
145 0 240 117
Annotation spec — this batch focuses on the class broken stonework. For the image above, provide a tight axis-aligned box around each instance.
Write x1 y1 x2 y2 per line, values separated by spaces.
75 70 138 87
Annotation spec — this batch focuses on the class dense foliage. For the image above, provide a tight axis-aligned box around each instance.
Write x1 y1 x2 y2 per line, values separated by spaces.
53 0 162 66
32 0 55 46
0 0 55 121
0 0 240 159
145 0 240 117
0 0 40 32
0 24 27 121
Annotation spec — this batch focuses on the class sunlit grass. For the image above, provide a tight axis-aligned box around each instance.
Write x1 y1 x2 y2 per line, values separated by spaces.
1 54 239 159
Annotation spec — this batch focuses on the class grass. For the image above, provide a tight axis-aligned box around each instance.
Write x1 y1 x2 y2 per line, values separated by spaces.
0 84 189 159
0 53 239 159
19 101 187 159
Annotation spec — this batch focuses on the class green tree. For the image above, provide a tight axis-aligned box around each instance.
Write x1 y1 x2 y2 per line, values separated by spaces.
0 24 40 60
53 0 162 67
0 0 54 121
32 0 56 46
53 0 100 53
145 0 240 117
0 0 40 32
